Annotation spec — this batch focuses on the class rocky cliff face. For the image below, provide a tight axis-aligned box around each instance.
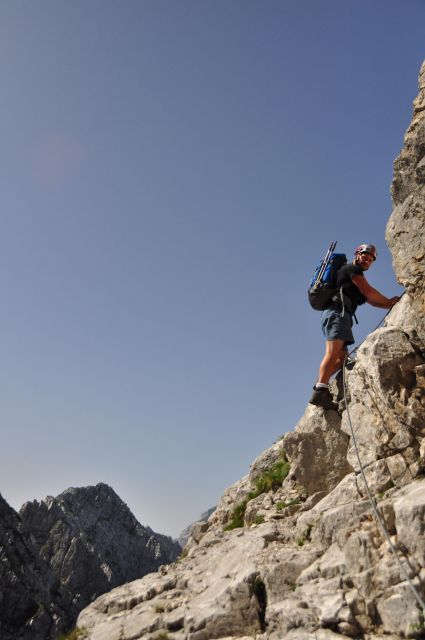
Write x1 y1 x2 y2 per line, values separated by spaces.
0 493 76 639
0 484 181 639
20 483 181 613
77 61 425 640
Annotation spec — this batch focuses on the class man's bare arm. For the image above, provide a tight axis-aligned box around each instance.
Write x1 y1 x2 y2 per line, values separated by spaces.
352 275 400 308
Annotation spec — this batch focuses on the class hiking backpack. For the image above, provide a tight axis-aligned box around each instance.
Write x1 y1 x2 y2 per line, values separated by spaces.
308 241 347 310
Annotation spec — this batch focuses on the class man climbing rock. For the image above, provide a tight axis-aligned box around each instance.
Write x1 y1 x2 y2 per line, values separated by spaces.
310 244 401 410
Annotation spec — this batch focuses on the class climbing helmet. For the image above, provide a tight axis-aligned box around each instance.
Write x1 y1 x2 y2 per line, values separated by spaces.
354 244 377 261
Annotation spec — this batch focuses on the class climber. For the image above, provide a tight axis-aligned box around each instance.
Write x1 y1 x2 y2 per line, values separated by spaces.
309 244 401 410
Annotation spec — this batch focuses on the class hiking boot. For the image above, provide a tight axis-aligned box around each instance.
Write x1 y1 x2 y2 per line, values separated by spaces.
309 386 339 411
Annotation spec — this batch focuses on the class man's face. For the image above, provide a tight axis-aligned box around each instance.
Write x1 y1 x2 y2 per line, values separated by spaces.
356 252 374 270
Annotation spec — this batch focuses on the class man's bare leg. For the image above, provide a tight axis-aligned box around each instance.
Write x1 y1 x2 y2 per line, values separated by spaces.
309 339 347 410
318 339 347 385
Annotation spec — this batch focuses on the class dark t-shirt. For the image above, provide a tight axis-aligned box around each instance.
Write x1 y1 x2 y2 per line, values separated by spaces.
332 264 367 314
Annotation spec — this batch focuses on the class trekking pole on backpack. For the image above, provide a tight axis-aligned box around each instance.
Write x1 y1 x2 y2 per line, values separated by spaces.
313 241 337 287
308 241 347 311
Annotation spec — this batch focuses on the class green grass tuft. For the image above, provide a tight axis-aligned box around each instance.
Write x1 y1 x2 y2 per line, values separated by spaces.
224 450 290 531
253 457 290 494
224 498 251 530
276 497 301 511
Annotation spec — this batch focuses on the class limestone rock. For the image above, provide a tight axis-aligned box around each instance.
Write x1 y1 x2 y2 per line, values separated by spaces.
77 470 425 639
207 475 253 530
386 293 425 353
387 61 425 346
178 507 216 548
249 441 286 484
393 480 425 566
283 405 353 495
341 324 425 474
376 585 423 637
78 526 271 639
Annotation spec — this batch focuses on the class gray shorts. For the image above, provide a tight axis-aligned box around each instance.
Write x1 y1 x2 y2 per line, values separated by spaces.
321 308 354 345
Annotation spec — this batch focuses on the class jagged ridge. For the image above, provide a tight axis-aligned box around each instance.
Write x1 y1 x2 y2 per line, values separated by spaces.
0 483 181 639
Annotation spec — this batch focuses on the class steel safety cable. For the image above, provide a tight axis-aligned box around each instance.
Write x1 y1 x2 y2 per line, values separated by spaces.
342 360 425 614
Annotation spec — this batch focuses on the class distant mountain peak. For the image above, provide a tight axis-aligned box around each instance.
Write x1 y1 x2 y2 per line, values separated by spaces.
0 484 181 639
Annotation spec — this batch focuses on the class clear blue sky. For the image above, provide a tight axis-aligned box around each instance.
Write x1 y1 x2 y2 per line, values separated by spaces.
0 0 423 537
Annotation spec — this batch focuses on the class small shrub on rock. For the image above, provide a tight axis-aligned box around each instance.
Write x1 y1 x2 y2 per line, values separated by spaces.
253 454 290 494
224 451 291 530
